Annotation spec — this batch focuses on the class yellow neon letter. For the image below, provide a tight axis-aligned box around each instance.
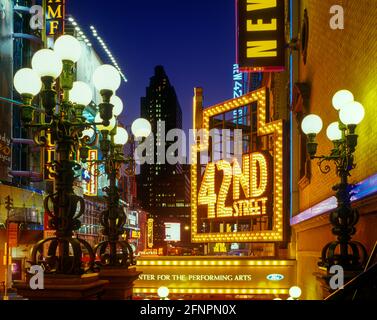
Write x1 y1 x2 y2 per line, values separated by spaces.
233 155 250 200
247 0 276 11
250 152 268 197
247 19 277 32
198 163 217 218
247 41 277 58
216 160 233 218
47 5 62 19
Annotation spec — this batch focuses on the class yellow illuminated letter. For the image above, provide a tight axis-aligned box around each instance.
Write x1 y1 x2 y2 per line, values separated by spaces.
247 0 276 11
216 161 233 218
250 152 268 197
198 163 217 218
48 21 59 35
233 155 250 200
247 41 277 58
47 5 62 19
247 19 277 32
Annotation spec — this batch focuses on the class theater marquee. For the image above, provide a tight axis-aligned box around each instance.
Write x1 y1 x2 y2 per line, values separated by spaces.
191 88 285 243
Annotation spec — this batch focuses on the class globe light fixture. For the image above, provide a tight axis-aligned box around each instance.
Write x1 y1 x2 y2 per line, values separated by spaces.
131 118 152 138
32 49 63 79
332 90 354 111
70 81 93 106
54 34 82 63
301 114 323 135
157 286 170 300
326 122 342 141
93 64 121 94
111 96 124 117
96 114 116 132
14 68 42 97
339 101 365 126
301 89 367 279
289 286 302 299
114 127 129 145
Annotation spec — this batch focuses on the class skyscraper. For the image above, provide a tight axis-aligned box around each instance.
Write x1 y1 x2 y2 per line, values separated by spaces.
138 66 190 251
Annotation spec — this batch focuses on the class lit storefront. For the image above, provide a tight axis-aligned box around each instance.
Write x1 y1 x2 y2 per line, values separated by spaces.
134 257 295 300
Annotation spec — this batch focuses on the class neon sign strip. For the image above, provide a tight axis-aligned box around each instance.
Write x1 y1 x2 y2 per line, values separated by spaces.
290 173 377 225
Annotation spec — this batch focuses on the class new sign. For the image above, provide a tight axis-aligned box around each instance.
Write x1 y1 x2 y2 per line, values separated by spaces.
237 0 285 72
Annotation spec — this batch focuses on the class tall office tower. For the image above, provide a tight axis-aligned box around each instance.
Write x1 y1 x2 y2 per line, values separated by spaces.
138 66 191 251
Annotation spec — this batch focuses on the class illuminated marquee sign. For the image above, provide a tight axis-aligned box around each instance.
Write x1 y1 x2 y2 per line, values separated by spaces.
84 150 98 196
147 218 154 249
191 88 284 243
237 0 285 72
46 0 66 37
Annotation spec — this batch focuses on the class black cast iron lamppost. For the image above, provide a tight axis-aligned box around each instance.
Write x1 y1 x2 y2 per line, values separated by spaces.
13 34 122 275
84 108 151 268
301 90 368 272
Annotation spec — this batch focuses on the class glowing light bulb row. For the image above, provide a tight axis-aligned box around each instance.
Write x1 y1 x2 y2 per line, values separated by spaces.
90 25 127 83
68 16 92 47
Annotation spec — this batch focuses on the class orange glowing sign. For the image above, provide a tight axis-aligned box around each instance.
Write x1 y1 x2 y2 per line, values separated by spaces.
84 150 98 196
191 88 285 243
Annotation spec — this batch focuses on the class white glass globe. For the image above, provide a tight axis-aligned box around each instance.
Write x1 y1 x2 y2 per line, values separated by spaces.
157 286 169 299
114 127 129 145
332 90 354 111
32 49 63 79
326 122 342 141
70 81 93 106
93 64 121 93
54 35 82 63
82 128 95 138
110 96 124 116
289 286 302 299
95 114 116 131
14 68 42 96
131 118 152 138
301 114 323 135
339 101 365 125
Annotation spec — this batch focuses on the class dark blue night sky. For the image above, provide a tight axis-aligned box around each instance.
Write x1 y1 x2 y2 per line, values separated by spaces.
67 0 236 132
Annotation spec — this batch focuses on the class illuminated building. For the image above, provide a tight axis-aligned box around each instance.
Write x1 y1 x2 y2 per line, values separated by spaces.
138 66 191 252
289 0 377 299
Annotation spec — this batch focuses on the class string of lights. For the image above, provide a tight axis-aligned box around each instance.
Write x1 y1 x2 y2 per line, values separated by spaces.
90 25 128 83
66 17 127 83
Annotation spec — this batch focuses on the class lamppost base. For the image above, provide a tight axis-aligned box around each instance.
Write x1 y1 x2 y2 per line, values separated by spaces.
13 273 109 300
98 267 142 300
314 267 362 299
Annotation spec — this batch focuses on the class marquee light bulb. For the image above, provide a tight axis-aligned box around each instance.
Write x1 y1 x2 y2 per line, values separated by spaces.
14 68 42 96
32 49 63 79
54 35 82 63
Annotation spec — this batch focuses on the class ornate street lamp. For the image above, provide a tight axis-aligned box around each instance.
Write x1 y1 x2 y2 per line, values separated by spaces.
91 114 151 268
13 34 121 276
301 90 368 272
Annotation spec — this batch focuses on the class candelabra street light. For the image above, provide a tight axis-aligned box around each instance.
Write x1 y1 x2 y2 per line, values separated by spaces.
91 115 151 268
13 34 122 277
301 90 368 272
